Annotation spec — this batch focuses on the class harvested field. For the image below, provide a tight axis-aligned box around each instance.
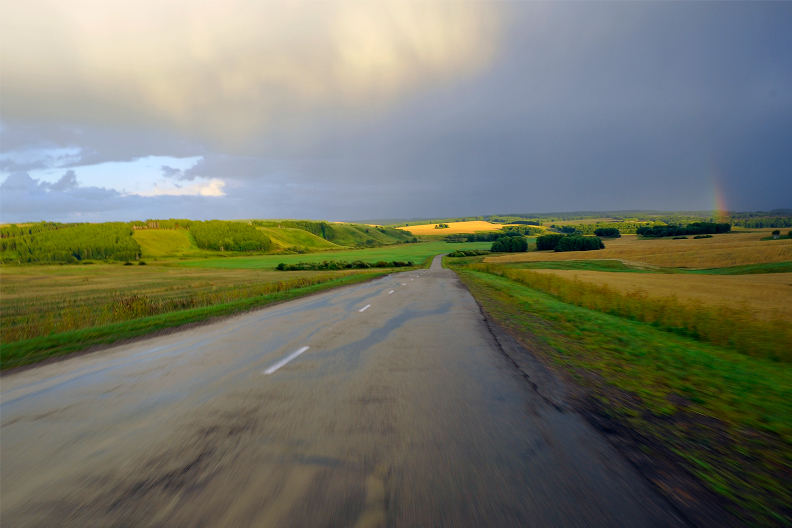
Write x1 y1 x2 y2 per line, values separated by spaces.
398 221 531 236
523 269 792 322
487 230 792 269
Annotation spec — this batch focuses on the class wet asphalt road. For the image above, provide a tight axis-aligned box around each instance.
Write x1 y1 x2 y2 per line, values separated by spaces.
1 255 684 527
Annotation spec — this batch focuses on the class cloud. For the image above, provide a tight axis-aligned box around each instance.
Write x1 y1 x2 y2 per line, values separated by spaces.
135 178 225 197
49 169 78 191
1 1 502 147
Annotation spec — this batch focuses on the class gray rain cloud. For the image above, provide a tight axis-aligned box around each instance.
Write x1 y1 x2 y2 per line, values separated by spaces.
1 1 790 223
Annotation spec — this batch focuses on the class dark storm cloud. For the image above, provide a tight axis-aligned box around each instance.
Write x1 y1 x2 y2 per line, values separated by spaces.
1 1 790 222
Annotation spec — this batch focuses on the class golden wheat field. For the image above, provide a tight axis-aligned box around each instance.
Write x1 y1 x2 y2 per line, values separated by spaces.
487 230 792 269
523 268 792 322
398 221 532 236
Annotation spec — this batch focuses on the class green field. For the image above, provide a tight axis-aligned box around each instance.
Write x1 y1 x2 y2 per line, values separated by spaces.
180 241 493 269
256 227 341 251
450 264 792 525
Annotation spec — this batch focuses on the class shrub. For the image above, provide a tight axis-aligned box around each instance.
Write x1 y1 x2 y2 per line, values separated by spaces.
693 235 713 239
276 259 414 271
673 236 688 240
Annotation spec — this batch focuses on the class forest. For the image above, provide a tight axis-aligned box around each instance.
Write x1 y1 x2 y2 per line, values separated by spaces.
190 221 273 252
1 222 140 263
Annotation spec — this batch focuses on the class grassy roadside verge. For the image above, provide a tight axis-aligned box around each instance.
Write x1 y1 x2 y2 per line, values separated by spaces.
1 272 385 370
452 266 792 526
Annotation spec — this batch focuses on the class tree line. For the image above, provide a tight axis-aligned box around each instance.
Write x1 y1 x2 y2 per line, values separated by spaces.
732 217 792 229
491 236 528 252
636 222 731 238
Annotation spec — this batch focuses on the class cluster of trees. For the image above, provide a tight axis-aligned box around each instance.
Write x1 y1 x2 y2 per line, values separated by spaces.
447 249 490 257
491 236 528 252
594 228 621 237
556 236 605 252
536 234 604 252
636 222 731 238
733 217 792 229
1 223 140 263
276 260 414 271
435 223 450 229
190 221 273 252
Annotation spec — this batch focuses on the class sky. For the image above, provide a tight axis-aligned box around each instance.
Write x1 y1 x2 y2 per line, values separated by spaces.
1 0 790 223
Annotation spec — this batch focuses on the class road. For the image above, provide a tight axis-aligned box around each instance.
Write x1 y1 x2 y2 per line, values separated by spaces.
1 255 684 527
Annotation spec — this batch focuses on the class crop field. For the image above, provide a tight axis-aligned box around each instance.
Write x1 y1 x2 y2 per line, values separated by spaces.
396 221 530 236
181 240 492 269
488 230 792 269
1 263 387 367
522 268 792 322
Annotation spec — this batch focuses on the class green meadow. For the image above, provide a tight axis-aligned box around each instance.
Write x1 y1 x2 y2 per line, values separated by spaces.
179 240 493 269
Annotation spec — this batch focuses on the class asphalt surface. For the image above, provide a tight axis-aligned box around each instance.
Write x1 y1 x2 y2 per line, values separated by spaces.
1 255 684 527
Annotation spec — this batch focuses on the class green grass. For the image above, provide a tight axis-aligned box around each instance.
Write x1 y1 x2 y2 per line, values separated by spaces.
1 273 383 370
456 269 792 524
133 229 205 258
256 227 342 251
180 241 492 269
685 260 792 275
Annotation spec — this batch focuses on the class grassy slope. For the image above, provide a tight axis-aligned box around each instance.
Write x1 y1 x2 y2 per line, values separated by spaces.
256 227 341 250
453 267 791 525
2 273 383 370
180 241 492 269
328 224 411 246
133 229 201 258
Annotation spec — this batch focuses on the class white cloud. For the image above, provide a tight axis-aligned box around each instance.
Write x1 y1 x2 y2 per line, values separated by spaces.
135 178 225 197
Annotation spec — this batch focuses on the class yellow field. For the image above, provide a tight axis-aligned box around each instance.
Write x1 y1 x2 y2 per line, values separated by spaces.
487 231 792 269
398 221 533 236
524 269 792 322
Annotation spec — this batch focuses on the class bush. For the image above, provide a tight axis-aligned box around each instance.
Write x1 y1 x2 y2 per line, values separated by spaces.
637 222 731 238
594 228 620 237
555 236 605 252
491 236 528 253
536 234 566 251
693 235 713 239
673 236 688 240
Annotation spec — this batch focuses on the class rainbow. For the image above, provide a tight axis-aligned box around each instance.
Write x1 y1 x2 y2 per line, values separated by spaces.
709 166 729 220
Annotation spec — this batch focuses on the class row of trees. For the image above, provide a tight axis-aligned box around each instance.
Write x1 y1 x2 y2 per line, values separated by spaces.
2 223 141 263
636 222 731 238
448 249 490 257
190 221 273 252
554 222 655 235
276 260 414 271
491 236 528 252
0 221 68 239
445 227 539 243
733 217 792 229
536 234 605 252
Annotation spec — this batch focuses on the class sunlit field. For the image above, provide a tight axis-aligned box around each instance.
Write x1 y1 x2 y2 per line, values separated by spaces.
397 221 532 236
487 230 792 269
519 268 792 321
